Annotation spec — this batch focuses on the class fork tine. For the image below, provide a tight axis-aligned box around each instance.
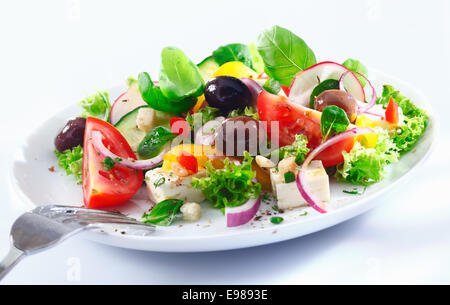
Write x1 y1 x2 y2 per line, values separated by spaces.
61 216 153 227
34 205 130 218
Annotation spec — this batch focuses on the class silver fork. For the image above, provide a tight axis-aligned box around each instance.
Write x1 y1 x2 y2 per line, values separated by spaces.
0 205 154 281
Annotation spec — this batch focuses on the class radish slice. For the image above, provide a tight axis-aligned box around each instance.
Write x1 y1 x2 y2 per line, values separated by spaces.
91 131 164 170
339 71 377 115
110 88 147 125
225 196 261 227
289 61 365 107
296 127 374 214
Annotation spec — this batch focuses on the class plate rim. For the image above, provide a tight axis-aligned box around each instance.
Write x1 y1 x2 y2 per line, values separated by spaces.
8 68 439 252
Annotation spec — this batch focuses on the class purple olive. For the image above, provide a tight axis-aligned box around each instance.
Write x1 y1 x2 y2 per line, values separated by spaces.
214 116 266 157
314 89 357 122
54 117 86 152
204 76 253 114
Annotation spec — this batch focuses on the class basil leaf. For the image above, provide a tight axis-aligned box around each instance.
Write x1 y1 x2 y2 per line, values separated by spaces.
212 43 253 68
263 78 281 95
342 58 368 87
142 199 183 226
159 47 204 101
137 126 177 159
256 25 317 87
320 105 350 141
309 79 339 108
138 72 197 113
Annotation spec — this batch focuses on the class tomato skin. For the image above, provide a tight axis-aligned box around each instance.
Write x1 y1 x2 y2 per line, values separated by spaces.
314 137 355 167
176 150 199 173
170 117 190 137
257 91 355 166
385 97 399 124
257 91 322 148
82 117 143 209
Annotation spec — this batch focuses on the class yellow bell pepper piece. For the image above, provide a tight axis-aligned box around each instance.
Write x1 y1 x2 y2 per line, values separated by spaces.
162 144 216 172
355 115 378 148
212 61 259 79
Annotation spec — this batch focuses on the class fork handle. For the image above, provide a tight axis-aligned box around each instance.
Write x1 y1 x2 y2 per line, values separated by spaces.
0 245 25 281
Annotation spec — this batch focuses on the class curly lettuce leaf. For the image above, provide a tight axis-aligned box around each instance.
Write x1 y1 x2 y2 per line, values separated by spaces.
186 106 220 129
275 134 310 165
336 129 399 186
391 116 427 153
377 85 428 153
54 145 83 184
191 152 261 213
228 107 259 121
79 90 110 121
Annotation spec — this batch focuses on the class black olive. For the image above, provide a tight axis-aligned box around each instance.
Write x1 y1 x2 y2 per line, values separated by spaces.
214 116 266 157
54 117 86 153
204 76 252 114
314 89 357 122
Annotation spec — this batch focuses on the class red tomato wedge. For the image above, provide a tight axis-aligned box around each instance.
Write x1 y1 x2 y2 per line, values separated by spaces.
385 97 399 124
257 91 355 166
82 117 143 209
170 117 190 137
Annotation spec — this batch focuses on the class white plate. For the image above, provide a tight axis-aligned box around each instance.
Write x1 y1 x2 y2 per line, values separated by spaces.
9 69 437 252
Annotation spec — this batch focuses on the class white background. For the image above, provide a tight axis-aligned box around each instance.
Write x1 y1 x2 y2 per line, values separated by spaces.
1 0 449 284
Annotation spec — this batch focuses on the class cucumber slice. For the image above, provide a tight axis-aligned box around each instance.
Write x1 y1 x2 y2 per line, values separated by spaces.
114 106 149 153
198 56 220 82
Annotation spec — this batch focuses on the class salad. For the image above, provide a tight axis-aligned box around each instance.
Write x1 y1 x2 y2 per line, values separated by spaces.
53 25 429 228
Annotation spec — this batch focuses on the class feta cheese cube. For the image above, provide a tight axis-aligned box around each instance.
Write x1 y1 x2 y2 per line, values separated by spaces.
145 168 206 203
270 160 330 210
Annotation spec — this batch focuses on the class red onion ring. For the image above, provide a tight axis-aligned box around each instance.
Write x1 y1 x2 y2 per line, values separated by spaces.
296 127 374 213
91 131 164 170
339 71 377 115
225 195 261 227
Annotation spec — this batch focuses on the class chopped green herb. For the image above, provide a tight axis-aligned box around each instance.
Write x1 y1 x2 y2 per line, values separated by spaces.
343 189 359 195
272 205 279 212
261 192 271 202
300 211 308 216
284 171 295 183
270 216 284 224
153 177 165 188
101 156 115 171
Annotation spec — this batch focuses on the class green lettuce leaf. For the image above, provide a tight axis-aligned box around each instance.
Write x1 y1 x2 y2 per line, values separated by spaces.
79 90 110 121
335 128 399 186
191 152 261 213
54 145 83 184
377 85 428 153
